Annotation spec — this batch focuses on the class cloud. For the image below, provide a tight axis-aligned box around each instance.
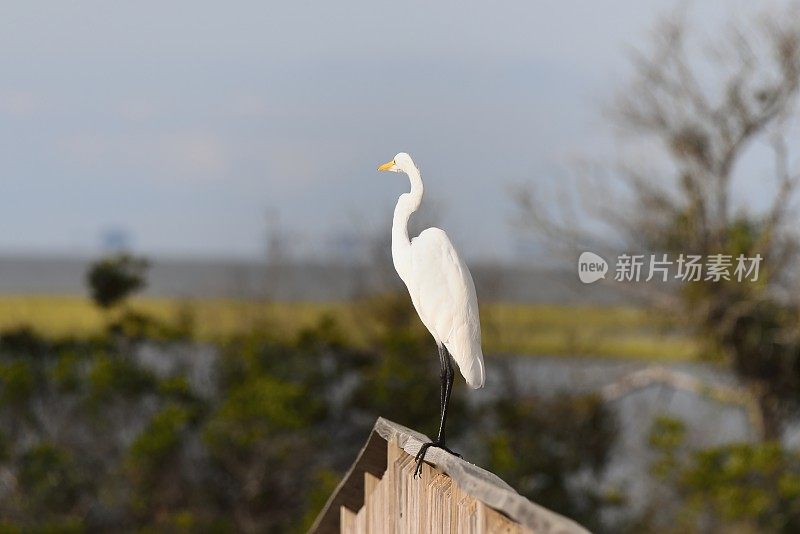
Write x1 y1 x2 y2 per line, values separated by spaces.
58 129 230 182
117 97 159 122
163 131 227 176
0 90 42 117
226 92 270 118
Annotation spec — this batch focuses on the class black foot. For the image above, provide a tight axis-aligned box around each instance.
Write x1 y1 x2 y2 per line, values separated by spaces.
413 441 461 478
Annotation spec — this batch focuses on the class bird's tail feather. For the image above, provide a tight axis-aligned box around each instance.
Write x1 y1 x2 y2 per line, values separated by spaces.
444 344 485 389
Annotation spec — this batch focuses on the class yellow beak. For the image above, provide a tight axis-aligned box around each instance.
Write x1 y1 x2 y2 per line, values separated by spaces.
377 160 395 172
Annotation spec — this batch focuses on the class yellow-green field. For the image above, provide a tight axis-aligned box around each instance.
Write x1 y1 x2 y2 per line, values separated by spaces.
0 295 700 361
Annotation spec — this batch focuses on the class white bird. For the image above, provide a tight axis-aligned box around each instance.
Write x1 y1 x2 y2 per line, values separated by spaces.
377 152 485 477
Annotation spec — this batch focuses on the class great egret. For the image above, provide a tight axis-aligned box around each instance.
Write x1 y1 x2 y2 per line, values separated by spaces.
377 152 485 478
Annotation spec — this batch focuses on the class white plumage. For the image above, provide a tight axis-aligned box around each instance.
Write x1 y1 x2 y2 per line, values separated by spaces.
408 228 485 388
378 152 485 389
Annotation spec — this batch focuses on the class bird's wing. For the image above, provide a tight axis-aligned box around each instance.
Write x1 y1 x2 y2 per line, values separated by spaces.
408 228 485 388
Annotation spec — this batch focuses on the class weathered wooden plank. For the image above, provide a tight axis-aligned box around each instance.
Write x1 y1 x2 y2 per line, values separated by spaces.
479 500 533 533
310 427 388 534
364 472 380 499
355 504 366 534
363 472 380 532
310 418 590 534
340 505 356 534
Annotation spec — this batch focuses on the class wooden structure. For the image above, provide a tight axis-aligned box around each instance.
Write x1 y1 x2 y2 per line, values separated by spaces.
309 418 590 534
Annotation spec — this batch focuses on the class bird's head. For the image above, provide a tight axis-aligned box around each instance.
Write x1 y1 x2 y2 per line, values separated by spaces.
377 152 415 174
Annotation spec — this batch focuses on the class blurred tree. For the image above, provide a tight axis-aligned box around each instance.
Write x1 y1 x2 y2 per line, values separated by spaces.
0 360 36 406
0 326 48 359
349 293 469 442
480 364 618 532
648 416 800 533
203 322 337 533
0 289 622 531
517 6 800 439
86 254 149 309
86 352 157 405
17 443 87 518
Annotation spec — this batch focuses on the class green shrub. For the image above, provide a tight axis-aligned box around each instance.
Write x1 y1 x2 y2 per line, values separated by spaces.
0 361 35 405
129 404 194 472
17 443 87 516
86 354 156 402
86 254 148 309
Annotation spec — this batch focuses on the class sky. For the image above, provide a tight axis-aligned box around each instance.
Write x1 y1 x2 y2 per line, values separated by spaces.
0 0 783 262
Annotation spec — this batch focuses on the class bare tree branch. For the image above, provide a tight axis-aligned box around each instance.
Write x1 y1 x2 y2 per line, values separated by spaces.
514 6 800 439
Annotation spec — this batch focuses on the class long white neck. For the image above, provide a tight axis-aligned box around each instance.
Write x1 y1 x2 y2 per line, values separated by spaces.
391 164 423 284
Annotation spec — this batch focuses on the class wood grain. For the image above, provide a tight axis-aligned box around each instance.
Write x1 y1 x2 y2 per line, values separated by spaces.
339 439 533 534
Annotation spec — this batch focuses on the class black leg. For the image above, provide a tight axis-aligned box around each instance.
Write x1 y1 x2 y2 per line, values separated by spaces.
435 351 453 443
437 344 447 418
414 345 460 478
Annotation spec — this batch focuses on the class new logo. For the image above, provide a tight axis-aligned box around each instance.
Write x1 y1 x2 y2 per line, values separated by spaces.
578 252 608 284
